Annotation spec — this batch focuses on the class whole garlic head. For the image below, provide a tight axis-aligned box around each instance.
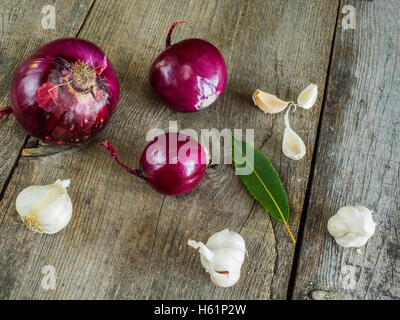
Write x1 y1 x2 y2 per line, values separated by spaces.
188 229 246 287
327 205 376 248
16 179 73 234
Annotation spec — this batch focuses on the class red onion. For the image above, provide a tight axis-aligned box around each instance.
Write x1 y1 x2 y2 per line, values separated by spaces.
102 132 209 195
0 38 119 145
149 21 227 113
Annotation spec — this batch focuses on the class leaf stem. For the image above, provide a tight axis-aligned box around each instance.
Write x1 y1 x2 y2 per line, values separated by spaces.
284 222 296 244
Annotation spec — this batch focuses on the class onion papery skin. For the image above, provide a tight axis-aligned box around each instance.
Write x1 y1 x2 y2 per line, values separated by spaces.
150 31 227 112
10 38 120 145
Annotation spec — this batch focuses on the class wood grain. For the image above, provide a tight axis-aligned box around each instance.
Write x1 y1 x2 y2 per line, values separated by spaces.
0 0 94 196
0 0 95 298
0 0 338 299
292 0 400 300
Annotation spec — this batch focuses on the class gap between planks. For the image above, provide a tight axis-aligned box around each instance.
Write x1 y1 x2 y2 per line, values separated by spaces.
286 0 342 300
0 1 96 204
76 0 96 37
0 136 29 204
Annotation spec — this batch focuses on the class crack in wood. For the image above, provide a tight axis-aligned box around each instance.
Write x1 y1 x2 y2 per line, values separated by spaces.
286 0 342 300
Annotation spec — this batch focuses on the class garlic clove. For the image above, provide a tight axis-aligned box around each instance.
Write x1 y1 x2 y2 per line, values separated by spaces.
327 205 376 248
297 83 318 110
282 128 306 160
282 108 306 160
16 179 73 234
56 179 71 189
252 89 289 114
208 249 243 287
188 229 246 288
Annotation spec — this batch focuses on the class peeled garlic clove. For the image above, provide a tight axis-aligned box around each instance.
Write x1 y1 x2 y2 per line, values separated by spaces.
16 179 73 234
327 205 376 248
297 84 318 110
252 89 289 114
282 108 306 160
188 229 246 288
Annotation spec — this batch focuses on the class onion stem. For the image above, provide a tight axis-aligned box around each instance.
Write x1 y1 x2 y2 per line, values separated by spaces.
166 20 184 48
101 140 142 178
0 106 12 120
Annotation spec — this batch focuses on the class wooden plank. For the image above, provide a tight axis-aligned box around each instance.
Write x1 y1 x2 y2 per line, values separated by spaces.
0 0 94 298
0 0 338 299
0 0 94 196
292 0 400 300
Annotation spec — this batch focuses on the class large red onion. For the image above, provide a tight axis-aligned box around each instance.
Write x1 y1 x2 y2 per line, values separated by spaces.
149 21 227 112
0 38 119 145
102 132 209 195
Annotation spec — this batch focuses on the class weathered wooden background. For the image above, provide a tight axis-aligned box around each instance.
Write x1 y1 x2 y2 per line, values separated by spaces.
0 0 398 300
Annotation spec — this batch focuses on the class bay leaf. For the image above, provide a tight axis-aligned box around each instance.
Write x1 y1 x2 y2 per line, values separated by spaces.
232 135 295 243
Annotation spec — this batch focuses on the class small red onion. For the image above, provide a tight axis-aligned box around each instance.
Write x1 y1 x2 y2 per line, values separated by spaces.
0 38 119 145
102 132 209 195
149 21 227 113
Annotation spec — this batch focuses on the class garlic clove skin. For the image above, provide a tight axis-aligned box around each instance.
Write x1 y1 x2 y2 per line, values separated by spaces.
282 108 306 160
282 127 306 160
327 205 376 248
16 179 73 234
252 89 289 114
297 84 318 110
188 229 246 288
191 243 243 287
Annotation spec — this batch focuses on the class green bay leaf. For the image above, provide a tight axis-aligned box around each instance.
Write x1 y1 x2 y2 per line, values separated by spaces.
231 135 290 224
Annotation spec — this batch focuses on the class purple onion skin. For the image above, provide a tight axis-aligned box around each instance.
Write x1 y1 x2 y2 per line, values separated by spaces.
150 36 227 112
139 132 209 195
10 38 119 145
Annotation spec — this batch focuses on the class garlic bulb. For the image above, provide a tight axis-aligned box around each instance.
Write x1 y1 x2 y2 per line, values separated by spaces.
16 179 73 234
297 84 318 110
282 107 306 160
188 229 246 287
327 205 376 248
252 89 289 114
